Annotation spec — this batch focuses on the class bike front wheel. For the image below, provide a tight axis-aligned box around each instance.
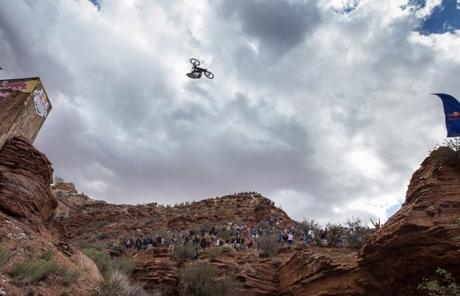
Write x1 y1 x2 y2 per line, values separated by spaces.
204 70 214 79
190 58 200 66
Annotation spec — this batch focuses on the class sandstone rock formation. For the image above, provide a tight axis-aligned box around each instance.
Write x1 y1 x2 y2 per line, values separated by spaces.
0 137 101 296
359 147 460 295
272 147 460 295
0 137 56 226
57 190 294 245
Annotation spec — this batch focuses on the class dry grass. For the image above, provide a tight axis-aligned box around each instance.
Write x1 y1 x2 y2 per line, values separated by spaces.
0 245 12 270
95 270 157 296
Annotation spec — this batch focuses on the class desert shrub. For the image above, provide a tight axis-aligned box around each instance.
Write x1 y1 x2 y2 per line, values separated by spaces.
40 249 53 261
200 223 213 234
0 245 12 270
179 261 234 296
208 247 224 260
299 219 322 244
97 232 110 240
436 139 460 169
299 219 320 233
95 270 153 296
325 223 345 247
418 267 459 296
58 267 80 287
110 244 126 256
344 218 372 249
78 240 93 249
84 248 136 278
254 221 269 230
174 243 199 260
82 248 112 277
216 228 232 240
258 234 279 258
112 257 136 276
94 220 110 228
443 138 460 152
10 251 79 286
10 259 59 283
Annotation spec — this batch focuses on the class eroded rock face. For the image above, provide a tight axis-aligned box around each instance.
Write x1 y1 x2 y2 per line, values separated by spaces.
0 137 101 296
278 248 366 296
359 147 460 295
0 137 56 224
132 249 179 295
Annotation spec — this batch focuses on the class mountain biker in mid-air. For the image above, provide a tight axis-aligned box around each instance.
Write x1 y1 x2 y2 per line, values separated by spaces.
186 58 214 79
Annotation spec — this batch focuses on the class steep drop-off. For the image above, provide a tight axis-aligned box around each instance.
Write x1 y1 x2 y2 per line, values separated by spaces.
359 147 460 295
0 137 101 296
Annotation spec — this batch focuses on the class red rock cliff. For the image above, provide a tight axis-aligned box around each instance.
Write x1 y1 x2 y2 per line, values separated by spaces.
0 137 101 296
0 136 57 225
359 147 460 295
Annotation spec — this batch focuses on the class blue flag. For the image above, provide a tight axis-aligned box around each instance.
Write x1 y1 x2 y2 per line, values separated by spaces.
434 93 460 137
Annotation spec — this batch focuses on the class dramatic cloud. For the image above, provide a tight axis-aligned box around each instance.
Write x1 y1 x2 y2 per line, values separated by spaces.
1 0 459 224
219 0 321 56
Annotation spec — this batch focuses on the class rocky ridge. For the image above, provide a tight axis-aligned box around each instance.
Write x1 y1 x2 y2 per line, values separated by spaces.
359 147 460 295
54 187 294 245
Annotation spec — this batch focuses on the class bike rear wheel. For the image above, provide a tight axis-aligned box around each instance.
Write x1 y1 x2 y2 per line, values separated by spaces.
204 70 214 79
190 58 200 66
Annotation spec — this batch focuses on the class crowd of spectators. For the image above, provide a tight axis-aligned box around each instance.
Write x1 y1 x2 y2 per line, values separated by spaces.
104 216 374 258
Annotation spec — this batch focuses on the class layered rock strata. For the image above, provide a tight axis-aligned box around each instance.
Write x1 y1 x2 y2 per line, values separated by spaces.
0 137 101 296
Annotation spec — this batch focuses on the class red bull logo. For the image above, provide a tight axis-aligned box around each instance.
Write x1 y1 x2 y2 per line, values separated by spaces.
33 89 49 118
447 111 460 120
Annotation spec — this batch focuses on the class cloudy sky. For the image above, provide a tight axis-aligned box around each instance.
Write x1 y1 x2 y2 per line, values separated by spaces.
1 0 460 224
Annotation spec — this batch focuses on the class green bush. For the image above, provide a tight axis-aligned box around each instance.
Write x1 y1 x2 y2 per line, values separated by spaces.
418 267 459 296
40 249 53 261
97 232 110 240
299 219 322 244
436 139 460 169
58 267 80 287
78 240 93 249
200 223 213 234
95 270 154 296
174 243 199 260
258 234 279 258
325 223 345 247
344 218 372 249
112 257 136 276
110 244 126 256
83 248 136 279
10 251 79 286
179 262 234 296
0 245 12 270
216 228 232 240
82 248 112 277
10 259 58 283
208 247 224 260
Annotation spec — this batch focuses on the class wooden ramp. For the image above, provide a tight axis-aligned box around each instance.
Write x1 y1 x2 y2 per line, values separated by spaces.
0 77 52 150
